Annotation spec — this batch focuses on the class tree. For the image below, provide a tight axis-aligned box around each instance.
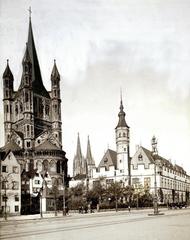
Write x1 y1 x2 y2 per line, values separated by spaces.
87 177 106 211
106 182 123 211
51 182 59 216
68 183 85 210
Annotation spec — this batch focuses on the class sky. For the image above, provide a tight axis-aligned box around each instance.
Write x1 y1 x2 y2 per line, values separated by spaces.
0 0 190 175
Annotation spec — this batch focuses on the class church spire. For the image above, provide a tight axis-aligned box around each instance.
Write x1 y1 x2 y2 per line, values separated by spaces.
3 60 13 80
76 133 82 158
26 15 50 98
51 59 60 80
86 135 95 165
116 93 128 129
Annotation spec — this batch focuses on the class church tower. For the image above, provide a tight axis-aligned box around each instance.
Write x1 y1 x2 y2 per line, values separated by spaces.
51 60 62 145
86 136 95 178
115 95 130 178
3 60 14 143
73 133 87 178
1 11 68 214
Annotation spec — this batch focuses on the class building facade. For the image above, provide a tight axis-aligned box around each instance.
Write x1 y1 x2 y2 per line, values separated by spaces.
0 16 68 216
70 98 190 205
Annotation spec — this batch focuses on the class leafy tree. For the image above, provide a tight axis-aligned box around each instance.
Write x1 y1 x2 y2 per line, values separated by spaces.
106 182 123 211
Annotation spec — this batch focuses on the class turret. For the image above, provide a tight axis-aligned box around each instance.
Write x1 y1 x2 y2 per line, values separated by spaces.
115 95 130 177
3 60 14 142
51 60 62 144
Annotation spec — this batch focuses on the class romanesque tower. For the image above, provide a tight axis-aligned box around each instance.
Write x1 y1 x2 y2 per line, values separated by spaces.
115 96 130 179
1 14 68 213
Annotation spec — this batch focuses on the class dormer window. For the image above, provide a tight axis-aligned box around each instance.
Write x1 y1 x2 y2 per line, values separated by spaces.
104 158 108 163
138 154 143 161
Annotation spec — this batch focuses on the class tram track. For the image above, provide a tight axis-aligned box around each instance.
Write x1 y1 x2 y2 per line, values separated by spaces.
1 211 189 239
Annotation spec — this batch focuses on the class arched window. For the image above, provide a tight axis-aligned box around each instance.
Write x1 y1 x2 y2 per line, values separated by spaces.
123 132 126 137
138 154 143 161
52 177 58 187
25 92 29 102
43 160 49 171
56 160 61 173
119 133 121 137
50 160 56 172
15 105 18 115
58 178 63 185
36 160 42 171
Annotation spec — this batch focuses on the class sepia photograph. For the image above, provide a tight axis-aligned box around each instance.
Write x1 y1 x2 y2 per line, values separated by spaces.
0 0 190 239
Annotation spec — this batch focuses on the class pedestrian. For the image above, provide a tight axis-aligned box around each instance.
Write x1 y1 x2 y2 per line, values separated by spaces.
128 206 131 212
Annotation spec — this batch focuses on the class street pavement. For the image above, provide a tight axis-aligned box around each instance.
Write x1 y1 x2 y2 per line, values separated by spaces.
0 208 190 240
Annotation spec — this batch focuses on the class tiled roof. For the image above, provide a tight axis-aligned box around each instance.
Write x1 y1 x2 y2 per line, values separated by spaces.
141 146 186 173
35 139 60 151
0 141 21 153
98 149 117 169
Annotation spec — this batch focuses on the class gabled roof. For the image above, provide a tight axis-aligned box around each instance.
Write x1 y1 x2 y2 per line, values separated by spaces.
35 139 60 151
0 141 21 153
98 149 117 170
140 146 186 173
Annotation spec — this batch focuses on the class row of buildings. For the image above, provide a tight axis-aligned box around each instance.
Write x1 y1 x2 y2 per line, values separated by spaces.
70 99 190 205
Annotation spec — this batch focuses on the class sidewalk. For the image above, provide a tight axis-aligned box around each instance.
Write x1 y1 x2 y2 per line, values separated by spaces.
0 207 169 223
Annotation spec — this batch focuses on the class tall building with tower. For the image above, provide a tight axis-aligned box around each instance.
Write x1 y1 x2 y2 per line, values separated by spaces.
70 97 190 206
0 13 68 215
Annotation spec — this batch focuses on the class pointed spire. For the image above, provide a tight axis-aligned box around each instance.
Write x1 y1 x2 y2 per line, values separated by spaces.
51 59 60 80
116 93 128 128
22 43 31 64
27 16 50 98
86 135 95 165
3 59 13 80
76 133 82 157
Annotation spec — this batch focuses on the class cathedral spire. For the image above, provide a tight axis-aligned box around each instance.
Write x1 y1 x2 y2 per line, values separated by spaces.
76 133 82 158
26 15 50 98
86 135 95 165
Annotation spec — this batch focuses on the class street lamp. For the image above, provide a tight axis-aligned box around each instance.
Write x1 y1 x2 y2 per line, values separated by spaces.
62 171 66 216
151 136 159 215
0 173 13 220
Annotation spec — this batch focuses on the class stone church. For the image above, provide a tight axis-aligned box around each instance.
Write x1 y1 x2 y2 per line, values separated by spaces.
0 16 68 215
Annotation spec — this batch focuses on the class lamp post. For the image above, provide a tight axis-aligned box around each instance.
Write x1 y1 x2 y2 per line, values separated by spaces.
151 136 159 215
62 171 66 216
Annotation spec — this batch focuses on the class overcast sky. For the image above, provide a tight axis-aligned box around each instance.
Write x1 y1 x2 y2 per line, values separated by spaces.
1 0 190 175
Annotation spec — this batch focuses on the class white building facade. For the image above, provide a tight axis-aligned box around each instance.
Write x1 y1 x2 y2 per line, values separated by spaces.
70 98 190 205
